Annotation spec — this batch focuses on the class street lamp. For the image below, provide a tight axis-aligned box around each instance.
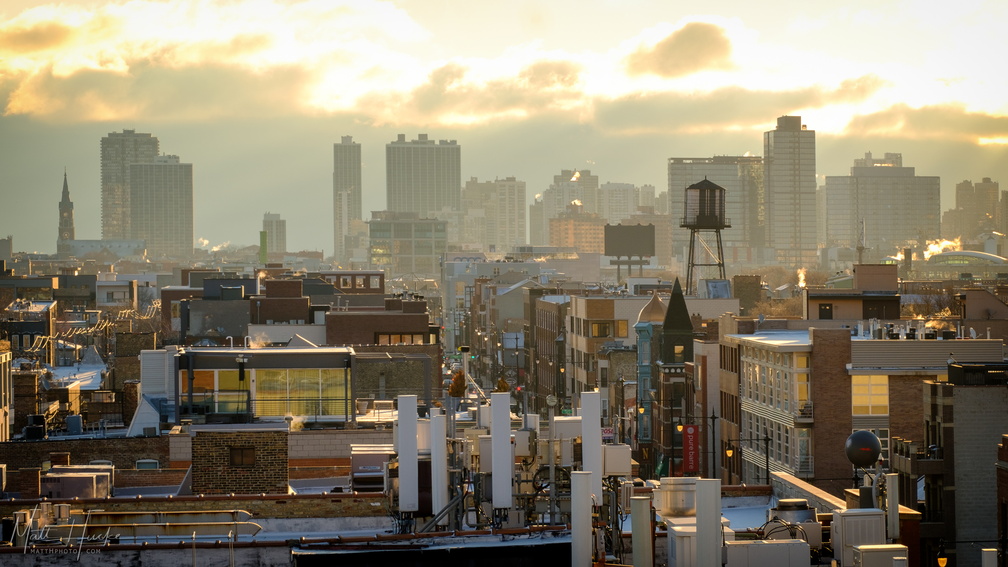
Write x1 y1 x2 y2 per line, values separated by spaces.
708 410 718 480
725 435 772 485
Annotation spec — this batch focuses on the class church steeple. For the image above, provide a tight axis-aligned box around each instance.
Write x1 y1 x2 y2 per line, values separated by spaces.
660 278 694 364
57 169 75 257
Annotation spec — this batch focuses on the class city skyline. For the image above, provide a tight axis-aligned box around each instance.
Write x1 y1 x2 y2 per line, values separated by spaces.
1 0 1007 255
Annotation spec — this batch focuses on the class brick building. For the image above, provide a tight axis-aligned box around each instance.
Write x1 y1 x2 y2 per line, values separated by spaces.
891 363 1008 567
719 317 1002 498
190 425 289 495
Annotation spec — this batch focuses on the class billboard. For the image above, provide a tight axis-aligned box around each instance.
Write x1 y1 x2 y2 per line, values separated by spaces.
604 224 656 257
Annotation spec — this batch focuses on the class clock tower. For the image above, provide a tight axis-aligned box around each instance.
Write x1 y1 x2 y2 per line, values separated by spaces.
57 170 75 258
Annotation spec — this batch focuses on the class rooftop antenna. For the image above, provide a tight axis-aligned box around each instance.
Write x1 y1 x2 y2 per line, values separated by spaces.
856 219 870 265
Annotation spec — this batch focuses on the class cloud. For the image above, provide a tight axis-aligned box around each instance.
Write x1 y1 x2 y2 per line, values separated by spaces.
593 76 886 135
0 19 75 53
4 60 314 122
844 103 1008 143
625 22 734 78
356 59 586 126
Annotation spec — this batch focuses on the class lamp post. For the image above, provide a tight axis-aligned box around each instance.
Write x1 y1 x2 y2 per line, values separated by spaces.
725 435 771 485
708 409 718 480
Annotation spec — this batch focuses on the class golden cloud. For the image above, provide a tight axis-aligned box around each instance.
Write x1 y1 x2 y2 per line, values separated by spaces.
0 20 75 53
356 60 585 127
844 103 1008 143
4 61 313 122
625 22 734 78
593 76 885 135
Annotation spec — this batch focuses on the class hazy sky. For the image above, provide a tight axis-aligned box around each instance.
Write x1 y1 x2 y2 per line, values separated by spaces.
2 0 1007 255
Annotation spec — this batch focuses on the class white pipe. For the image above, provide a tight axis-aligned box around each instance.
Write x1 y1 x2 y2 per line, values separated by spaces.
491 391 512 510
571 471 593 567
885 473 900 541
982 548 998 567
581 390 603 500
631 495 653 567
695 478 722 567
397 395 419 512
431 412 448 524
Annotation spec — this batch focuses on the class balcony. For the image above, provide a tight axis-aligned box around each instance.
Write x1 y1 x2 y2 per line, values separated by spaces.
794 401 813 423
796 455 814 479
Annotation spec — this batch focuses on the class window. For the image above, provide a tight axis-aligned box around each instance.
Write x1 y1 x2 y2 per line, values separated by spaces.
818 303 833 319
230 447 255 467
617 320 628 338
852 375 888 415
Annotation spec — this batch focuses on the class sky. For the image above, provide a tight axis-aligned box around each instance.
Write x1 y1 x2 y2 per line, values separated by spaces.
2 0 1007 256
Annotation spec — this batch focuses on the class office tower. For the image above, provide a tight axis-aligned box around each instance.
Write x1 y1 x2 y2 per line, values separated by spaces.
262 212 287 258
368 211 447 278
100 129 159 240
461 177 527 252
667 156 765 263
333 190 351 264
549 201 606 254
333 136 361 262
821 152 940 258
529 169 600 245
764 116 817 267
56 171 75 258
386 134 461 219
129 155 193 258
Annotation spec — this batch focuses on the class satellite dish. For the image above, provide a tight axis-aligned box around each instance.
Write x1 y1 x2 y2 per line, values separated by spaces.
845 430 882 468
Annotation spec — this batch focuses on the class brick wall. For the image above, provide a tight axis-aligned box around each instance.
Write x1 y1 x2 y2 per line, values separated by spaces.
0 435 169 470
952 386 1008 567
889 374 929 447
810 328 853 495
191 430 288 495
115 468 188 487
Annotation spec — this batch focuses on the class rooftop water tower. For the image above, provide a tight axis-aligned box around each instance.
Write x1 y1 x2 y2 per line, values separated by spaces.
681 178 730 296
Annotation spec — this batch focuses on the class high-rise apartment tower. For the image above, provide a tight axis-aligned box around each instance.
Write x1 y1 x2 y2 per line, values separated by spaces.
129 155 193 258
764 116 817 267
386 134 460 219
100 130 159 240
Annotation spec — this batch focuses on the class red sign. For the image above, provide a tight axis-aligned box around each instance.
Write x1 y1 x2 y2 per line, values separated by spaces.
682 424 700 473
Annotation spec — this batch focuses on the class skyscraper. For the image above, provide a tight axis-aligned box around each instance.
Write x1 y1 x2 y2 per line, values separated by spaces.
529 169 599 245
821 152 940 257
100 130 159 240
57 171 74 258
461 177 527 252
129 155 193 259
386 134 461 219
764 116 817 267
667 156 765 263
333 136 362 263
262 212 287 258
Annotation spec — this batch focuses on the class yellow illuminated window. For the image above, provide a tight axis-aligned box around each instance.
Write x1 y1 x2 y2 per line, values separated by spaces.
852 375 888 415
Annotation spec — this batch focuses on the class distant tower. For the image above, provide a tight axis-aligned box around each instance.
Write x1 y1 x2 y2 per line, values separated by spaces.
681 178 730 296
57 170 75 258
262 212 287 259
333 136 361 263
764 116 817 267
100 129 159 240
386 134 461 219
129 155 193 259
